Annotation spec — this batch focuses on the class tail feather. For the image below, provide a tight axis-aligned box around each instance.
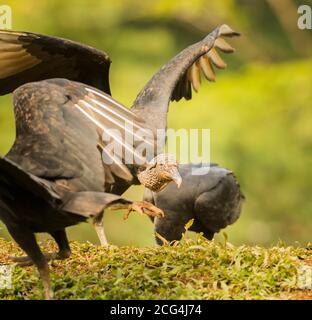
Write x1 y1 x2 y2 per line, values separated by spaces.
0 157 61 204
0 157 132 219
61 191 131 218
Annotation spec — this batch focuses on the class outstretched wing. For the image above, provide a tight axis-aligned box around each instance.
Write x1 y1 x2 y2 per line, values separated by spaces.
7 79 155 187
132 25 240 112
171 26 238 101
0 30 111 95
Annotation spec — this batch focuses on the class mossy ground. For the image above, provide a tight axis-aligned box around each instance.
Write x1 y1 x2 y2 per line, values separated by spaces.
0 234 311 300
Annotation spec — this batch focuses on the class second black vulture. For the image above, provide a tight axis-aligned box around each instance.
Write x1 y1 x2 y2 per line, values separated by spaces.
144 163 244 245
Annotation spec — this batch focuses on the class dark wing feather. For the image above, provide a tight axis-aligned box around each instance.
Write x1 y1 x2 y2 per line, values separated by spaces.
0 30 111 95
63 80 156 174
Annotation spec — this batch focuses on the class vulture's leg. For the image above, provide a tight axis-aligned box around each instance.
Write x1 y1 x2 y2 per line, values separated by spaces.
92 180 131 246
49 229 71 259
10 229 71 264
110 201 164 220
8 227 52 300
93 213 109 247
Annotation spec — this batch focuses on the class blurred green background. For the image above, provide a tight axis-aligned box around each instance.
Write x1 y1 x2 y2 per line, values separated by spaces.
0 0 311 246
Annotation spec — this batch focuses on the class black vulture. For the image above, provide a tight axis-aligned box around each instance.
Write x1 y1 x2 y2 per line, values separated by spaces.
144 164 244 245
0 25 240 247
0 77 184 299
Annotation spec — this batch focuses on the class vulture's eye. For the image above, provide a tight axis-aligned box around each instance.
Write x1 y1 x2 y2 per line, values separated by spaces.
149 163 157 170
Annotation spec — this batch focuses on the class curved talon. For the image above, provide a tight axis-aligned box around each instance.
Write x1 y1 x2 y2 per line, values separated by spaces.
123 211 130 220
10 250 71 267
10 256 32 263
10 255 34 267
110 201 164 220
134 201 165 218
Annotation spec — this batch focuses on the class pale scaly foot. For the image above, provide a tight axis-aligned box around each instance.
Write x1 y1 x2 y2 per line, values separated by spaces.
110 201 165 220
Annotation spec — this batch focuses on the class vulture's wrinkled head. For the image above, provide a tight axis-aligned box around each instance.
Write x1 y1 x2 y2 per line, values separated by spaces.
137 154 182 192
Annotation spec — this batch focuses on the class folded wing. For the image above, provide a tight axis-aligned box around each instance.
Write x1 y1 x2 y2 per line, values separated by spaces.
8 79 155 186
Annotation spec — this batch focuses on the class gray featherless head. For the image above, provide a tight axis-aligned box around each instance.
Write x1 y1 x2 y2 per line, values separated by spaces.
137 154 182 192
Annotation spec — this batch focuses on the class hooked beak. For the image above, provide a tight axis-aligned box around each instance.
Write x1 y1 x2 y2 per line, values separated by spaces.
168 167 182 188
